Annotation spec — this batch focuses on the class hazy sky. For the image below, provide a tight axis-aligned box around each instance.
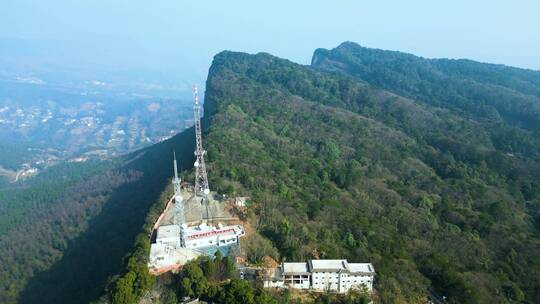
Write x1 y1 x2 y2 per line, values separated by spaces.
2 0 539 83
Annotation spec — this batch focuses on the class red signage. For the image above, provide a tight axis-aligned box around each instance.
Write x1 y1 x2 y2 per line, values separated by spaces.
186 228 236 240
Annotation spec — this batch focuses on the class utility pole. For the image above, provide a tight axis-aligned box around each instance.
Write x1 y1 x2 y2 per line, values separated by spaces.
193 86 210 197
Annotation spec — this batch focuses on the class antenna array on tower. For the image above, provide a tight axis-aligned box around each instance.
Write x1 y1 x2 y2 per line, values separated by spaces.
193 86 210 197
172 152 184 226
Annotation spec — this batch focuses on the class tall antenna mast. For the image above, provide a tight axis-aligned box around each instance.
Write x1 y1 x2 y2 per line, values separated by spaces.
193 86 210 197
172 151 184 226
173 151 181 195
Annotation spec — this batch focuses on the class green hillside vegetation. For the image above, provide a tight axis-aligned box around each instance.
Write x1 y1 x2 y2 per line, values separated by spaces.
195 48 540 303
0 127 195 304
2 42 540 304
0 141 35 171
312 42 540 157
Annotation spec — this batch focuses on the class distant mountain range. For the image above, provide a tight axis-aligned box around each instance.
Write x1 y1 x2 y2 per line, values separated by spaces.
1 42 539 304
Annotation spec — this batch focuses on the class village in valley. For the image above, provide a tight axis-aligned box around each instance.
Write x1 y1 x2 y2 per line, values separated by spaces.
147 88 376 301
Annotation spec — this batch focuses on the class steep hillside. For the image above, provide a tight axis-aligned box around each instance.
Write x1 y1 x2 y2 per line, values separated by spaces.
4 43 540 304
197 49 540 303
0 127 195 304
312 42 540 158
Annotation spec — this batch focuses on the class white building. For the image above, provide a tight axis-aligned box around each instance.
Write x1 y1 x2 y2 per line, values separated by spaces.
149 222 246 274
148 243 202 273
281 262 311 289
263 259 375 294
310 260 374 293
148 225 201 273
182 223 245 250
156 225 182 248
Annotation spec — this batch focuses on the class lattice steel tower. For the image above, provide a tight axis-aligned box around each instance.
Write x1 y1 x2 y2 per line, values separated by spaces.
193 86 210 196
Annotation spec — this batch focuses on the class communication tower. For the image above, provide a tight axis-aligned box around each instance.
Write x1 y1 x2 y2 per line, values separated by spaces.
193 86 210 197
172 152 184 226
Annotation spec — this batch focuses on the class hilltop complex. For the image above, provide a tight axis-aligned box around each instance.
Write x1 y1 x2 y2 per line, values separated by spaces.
148 88 246 275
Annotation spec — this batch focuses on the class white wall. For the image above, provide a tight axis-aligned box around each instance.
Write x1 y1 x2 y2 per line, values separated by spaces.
284 274 311 289
184 235 238 249
264 269 374 293
311 272 373 293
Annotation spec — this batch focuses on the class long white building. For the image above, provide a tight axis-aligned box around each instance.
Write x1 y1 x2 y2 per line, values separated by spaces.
148 222 245 274
264 259 375 294
182 222 245 250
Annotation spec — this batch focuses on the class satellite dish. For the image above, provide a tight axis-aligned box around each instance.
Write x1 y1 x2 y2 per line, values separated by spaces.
204 188 210 195
194 161 199 167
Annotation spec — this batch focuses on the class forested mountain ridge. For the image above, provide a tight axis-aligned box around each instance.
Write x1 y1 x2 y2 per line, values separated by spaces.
312 42 540 158
196 48 540 303
311 41 540 230
0 125 195 304
3 42 540 304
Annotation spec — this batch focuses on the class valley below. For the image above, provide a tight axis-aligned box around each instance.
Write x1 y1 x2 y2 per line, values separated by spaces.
0 76 196 183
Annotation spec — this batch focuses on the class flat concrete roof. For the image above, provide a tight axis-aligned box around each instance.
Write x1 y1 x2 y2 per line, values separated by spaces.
149 243 203 269
348 263 375 274
183 223 243 240
157 224 180 239
309 259 348 271
150 243 167 256
283 262 309 274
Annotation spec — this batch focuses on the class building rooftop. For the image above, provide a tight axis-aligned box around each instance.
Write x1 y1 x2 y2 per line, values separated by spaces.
283 262 309 275
348 263 375 274
150 243 167 257
149 243 178 269
182 223 244 240
148 243 203 270
309 259 348 272
157 224 181 240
